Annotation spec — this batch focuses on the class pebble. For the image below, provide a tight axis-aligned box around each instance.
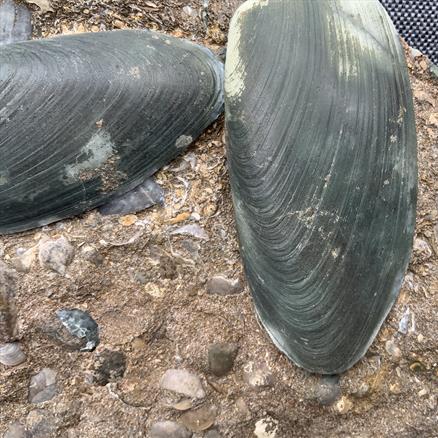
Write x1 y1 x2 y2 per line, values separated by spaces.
25 409 58 438
0 265 17 343
398 307 415 334
389 383 402 395
206 276 243 296
4 423 28 438
208 342 238 376
168 398 193 411
131 270 148 285
180 405 218 433
385 339 402 360
409 361 425 373
413 238 432 259
355 382 370 398
29 368 57 403
254 417 279 438
160 369 205 399
38 236 74 275
312 375 341 406
149 421 192 438
81 246 104 266
55 309 99 351
12 247 36 273
243 361 273 388
418 388 429 397
235 397 252 420
0 342 26 367
118 214 138 226
99 178 164 216
335 396 353 414
169 212 191 224
204 430 222 438
427 394 437 410
182 5 197 17
92 349 126 385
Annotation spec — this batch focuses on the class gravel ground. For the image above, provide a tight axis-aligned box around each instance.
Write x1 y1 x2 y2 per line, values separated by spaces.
1 1 437 437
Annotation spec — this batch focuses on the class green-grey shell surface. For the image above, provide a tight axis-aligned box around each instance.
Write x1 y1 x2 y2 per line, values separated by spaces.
225 0 417 374
0 30 223 234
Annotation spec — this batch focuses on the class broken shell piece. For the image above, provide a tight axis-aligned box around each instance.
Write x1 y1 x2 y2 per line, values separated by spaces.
0 342 26 367
180 405 218 433
98 178 164 216
168 398 193 411
170 224 209 240
225 0 417 374
0 29 223 234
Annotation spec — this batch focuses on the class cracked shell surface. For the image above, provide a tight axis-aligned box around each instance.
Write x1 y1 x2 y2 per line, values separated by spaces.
225 0 417 374
0 29 224 234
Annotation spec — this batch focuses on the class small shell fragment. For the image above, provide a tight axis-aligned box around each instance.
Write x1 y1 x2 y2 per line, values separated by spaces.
0 342 26 367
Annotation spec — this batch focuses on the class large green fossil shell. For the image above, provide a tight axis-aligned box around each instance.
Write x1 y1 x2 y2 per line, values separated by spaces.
0 30 223 234
225 0 417 374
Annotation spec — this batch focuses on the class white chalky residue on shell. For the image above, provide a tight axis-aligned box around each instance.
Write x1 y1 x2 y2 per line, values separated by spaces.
175 135 193 149
129 66 141 79
336 0 397 76
64 130 115 182
0 170 8 186
225 0 269 99
254 416 279 438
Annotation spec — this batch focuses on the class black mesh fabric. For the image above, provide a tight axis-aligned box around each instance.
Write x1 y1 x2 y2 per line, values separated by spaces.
380 0 438 64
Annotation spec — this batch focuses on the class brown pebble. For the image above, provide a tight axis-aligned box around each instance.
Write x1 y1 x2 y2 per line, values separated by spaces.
168 212 191 224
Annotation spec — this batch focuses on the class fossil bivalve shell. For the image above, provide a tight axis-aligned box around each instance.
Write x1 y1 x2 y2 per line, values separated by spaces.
225 0 417 374
0 29 223 234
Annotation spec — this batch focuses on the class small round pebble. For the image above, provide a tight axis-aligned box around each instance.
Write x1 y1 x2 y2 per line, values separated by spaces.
4 423 28 438
149 421 192 438
385 339 402 359
38 236 74 275
204 430 222 438
206 275 243 295
312 375 341 406
254 417 279 438
208 342 238 376
336 396 353 414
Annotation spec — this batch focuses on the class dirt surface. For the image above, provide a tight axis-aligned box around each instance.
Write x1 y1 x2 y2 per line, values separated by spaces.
1 1 437 437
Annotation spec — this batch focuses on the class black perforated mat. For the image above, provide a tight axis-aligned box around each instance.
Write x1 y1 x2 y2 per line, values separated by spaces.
380 0 438 64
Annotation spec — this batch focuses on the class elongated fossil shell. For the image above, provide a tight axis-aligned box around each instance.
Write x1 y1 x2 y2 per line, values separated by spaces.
225 0 417 374
0 30 223 234
0 0 31 46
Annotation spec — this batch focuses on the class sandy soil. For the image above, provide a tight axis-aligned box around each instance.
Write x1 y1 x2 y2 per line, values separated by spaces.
1 1 437 437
